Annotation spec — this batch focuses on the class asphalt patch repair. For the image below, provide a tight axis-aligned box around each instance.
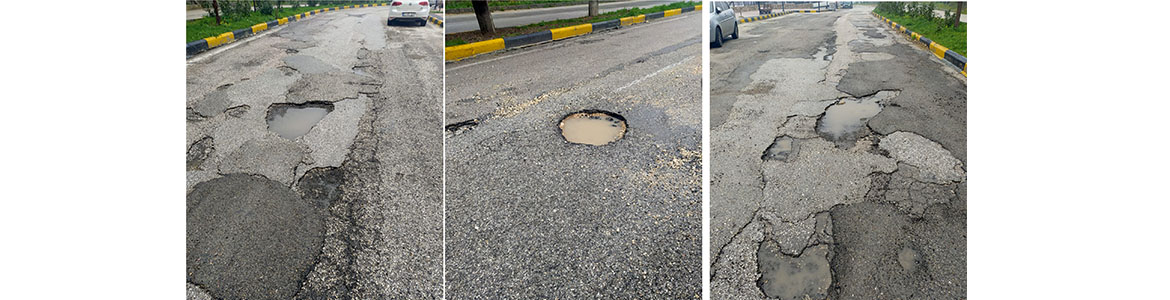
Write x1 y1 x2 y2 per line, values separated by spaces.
187 174 325 299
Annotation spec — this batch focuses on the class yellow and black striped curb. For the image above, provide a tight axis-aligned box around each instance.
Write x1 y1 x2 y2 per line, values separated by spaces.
186 3 391 57
427 14 443 27
738 9 831 24
872 12 966 77
445 4 702 62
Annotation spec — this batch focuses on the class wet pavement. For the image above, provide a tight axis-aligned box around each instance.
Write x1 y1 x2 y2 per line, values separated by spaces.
185 6 444 299
444 12 702 299
710 6 966 299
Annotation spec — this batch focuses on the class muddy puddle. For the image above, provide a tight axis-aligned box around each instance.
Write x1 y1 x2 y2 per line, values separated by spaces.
816 91 897 147
559 111 627 146
762 136 798 161
757 242 832 300
266 102 334 139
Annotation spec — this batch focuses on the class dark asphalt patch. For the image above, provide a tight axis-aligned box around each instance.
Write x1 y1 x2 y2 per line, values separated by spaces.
187 174 325 300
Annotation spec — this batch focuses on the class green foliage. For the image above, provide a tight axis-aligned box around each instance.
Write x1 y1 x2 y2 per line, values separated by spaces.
187 1 381 43
877 13 966 56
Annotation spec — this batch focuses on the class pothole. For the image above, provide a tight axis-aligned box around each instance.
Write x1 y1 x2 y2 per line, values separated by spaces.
816 91 897 148
352 65 374 77
757 242 832 300
266 102 334 139
558 110 627 146
762 136 799 162
898 246 921 271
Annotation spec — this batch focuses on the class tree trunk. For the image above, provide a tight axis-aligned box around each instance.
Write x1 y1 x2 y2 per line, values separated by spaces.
588 0 599 17
953 2 964 28
212 0 222 24
472 0 495 34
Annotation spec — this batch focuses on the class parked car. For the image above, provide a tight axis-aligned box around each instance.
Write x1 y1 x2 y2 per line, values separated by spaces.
841 2 854 9
709 1 738 48
388 0 430 26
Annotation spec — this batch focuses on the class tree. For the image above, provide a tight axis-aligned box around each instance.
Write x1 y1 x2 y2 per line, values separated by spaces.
588 0 599 17
953 2 964 28
212 0 222 24
472 0 495 34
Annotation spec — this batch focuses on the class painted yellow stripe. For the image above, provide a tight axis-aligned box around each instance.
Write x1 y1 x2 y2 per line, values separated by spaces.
663 8 681 17
218 32 234 43
620 14 645 26
550 23 592 40
251 22 267 33
929 42 948 59
445 38 505 61
203 36 221 48
278 17 288 25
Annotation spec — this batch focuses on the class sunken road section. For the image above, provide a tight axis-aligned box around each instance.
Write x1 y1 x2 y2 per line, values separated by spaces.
872 11 967 76
186 3 393 57
444 4 702 61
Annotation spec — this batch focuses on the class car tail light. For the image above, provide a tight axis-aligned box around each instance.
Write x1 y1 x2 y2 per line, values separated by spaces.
391 1 402 6
419 1 428 6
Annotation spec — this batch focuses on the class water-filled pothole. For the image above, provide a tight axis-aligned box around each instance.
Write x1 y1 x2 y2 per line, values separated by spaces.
762 136 799 161
266 102 334 139
558 110 627 146
816 91 897 147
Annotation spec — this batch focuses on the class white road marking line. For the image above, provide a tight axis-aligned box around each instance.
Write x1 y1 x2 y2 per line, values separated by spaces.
614 55 694 92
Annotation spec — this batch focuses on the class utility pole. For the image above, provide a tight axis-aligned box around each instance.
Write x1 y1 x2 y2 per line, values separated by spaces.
588 0 599 17
472 0 495 34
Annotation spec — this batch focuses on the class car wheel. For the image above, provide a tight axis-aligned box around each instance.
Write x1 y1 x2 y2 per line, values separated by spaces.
420 19 427 27
731 23 739 39
713 27 723 48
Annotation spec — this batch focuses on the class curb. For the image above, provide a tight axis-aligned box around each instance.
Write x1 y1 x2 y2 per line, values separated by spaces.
428 14 444 27
186 3 390 58
872 12 966 77
445 4 702 62
738 9 833 24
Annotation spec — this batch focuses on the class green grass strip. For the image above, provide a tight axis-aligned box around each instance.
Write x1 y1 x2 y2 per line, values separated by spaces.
878 13 966 56
186 3 380 43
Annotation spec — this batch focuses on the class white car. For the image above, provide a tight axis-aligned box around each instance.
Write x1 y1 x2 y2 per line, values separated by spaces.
710 2 738 47
388 0 430 26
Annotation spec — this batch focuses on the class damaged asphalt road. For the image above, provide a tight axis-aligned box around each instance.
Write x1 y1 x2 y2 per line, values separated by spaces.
710 6 966 300
444 12 702 299
185 7 443 299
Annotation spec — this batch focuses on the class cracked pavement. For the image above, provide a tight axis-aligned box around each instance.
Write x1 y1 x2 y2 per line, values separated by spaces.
185 7 443 299
444 12 702 299
710 6 966 299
